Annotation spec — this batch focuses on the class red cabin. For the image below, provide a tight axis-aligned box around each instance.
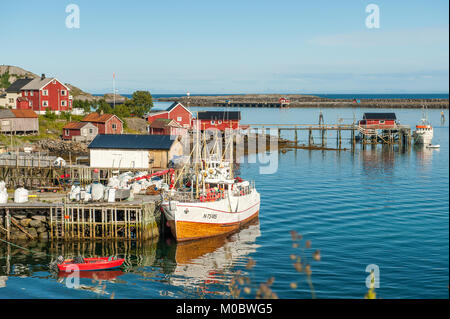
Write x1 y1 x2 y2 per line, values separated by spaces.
279 97 290 105
148 118 188 136
195 111 241 131
19 74 72 114
81 112 123 134
145 102 193 128
359 113 397 128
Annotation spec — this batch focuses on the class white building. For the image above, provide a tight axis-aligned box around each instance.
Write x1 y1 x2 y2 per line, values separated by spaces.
88 134 184 169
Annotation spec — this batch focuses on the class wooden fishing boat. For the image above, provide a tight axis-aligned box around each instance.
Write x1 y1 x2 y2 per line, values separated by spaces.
57 257 124 272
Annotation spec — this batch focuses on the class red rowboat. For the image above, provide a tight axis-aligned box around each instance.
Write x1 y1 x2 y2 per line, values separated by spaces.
57 257 125 272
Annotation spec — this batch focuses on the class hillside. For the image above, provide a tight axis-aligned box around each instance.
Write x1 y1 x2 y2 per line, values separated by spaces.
0 65 96 100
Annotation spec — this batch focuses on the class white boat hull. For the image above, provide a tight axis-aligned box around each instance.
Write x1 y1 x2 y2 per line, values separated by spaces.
161 190 260 241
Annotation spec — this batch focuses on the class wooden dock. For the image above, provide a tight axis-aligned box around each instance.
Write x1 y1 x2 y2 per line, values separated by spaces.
246 123 412 149
1 196 160 241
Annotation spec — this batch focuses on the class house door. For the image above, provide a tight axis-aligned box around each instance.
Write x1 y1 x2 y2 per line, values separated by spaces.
153 152 162 168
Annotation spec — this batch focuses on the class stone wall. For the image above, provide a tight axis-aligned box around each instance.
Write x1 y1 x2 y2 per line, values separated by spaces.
0 210 50 241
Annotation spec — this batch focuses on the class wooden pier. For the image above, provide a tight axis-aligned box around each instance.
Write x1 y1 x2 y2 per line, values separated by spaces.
247 123 412 149
1 198 160 241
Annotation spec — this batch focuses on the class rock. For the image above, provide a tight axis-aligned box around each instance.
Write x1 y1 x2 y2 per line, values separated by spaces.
13 214 27 220
36 226 47 234
31 215 47 222
12 233 28 241
29 219 42 228
38 232 49 241
20 218 32 227
27 228 38 238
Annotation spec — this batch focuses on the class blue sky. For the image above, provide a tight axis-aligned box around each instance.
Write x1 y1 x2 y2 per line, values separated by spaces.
0 0 448 94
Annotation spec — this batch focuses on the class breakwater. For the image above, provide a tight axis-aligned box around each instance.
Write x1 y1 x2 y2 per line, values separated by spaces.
157 94 449 109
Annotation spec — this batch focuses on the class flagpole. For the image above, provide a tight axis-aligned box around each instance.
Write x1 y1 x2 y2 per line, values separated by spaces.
113 72 116 109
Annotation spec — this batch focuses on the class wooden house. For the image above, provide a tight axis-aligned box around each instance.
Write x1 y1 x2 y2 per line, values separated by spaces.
0 109 39 134
359 113 397 128
81 112 123 134
148 118 188 136
19 74 72 114
195 111 241 130
145 102 193 128
88 134 183 169
62 122 98 142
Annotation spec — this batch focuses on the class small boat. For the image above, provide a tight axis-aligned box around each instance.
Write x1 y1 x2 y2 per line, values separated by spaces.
413 107 434 145
57 257 125 272
426 144 440 149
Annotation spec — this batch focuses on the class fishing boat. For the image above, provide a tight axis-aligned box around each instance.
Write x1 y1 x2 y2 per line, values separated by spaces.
413 108 434 145
161 130 260 242
57 257 124 272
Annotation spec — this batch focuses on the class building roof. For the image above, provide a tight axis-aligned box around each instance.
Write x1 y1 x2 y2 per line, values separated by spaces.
82 112 122 123
0 109 15 118
63 122 89 130
0 109 38 119
88 134 176 150
10 109 38 118
6 78 34 93
20 77 54 90
166 102 192 114
197 111 241 121
149 118 182 129
363 113 397 120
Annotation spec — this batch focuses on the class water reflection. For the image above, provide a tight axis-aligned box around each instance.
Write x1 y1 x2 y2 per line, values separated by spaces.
360 145 397 176
160 220 261 296
413 144 436 171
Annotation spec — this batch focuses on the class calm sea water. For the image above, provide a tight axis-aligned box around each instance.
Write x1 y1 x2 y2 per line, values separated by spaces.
0 106 448 299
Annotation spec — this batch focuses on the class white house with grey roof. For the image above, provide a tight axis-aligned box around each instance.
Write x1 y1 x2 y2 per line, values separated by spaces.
88 134 184 169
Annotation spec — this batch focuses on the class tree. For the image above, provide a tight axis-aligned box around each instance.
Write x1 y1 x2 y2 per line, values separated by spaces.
127 91 153 117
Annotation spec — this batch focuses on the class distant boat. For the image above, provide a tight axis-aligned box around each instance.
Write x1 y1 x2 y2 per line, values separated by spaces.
426 144 440 149
413 107 433 145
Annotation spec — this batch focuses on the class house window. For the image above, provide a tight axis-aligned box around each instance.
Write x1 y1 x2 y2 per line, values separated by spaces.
42 100 48 107
61 100 67 107
112 123 117 130
30 91 33 96
218 120 222 124
29 101 33 107
42 90 48 96
211 120 215 125
8 98 13 103
177 117 182 122
52 80 56 84
379 120 385 124
24 91 28 96
89 129 93 134
61 90 66 96
65 130 70 136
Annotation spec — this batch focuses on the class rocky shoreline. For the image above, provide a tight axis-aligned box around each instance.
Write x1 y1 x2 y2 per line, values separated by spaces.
0 211 50 241
157 94 449 109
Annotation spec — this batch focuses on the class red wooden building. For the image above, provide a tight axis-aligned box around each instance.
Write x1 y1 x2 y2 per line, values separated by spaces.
145 102 192 128
359 113 397 128
19 74 72 114
195 111 241 131
81 113 123 134
279 97 290 105
148 118 188 136
62 121 98 141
